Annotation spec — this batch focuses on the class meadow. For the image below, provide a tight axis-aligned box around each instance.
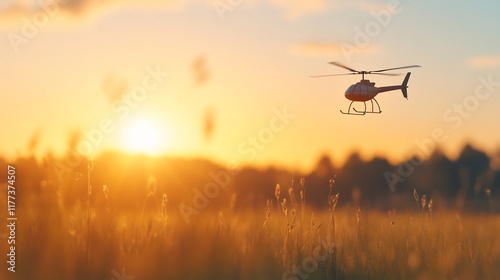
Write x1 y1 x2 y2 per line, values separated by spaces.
1 162 499 280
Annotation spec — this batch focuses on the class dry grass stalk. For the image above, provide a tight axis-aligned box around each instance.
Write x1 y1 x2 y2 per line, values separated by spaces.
88 157 94 196
388 210 396 229
86 156 94 271
141 176 158 219
102 185 110 212
428 199 433 217
288 210 296 233
275 184 281 214
356 207 361 238
486 188 491 211
413 187 420 212
421 194 427 211
288 187 298 211
300 178 305 225
280 197 289 265
263 199 273 231
161 193 168 218
328 179 339 247
218 212 228 234
281 198 288 217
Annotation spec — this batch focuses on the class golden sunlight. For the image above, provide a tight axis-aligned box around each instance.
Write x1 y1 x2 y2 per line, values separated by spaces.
121 116 166 155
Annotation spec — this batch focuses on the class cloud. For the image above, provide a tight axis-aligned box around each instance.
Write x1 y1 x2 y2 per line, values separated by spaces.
0 0 398 27
0 0 101 19
0 0 185 27
268 0 392 19
289 41 381 57
467 55 500 69
269 0 326 19
289 41 344 56
345 1 389 12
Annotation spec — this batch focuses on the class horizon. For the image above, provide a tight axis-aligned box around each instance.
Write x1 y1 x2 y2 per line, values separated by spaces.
3 140 498 178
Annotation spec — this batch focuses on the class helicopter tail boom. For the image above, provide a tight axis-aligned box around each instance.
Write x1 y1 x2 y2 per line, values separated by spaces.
375 72 413 99
401 72 411 99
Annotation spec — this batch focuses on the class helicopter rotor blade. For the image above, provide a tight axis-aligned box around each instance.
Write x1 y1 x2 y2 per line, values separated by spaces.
370 73 401 76
369 65 421 73
328 61 359 73
313 63 420 78
310 73 357 78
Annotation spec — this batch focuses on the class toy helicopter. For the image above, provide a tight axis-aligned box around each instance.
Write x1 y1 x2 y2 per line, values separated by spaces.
311 62 421 115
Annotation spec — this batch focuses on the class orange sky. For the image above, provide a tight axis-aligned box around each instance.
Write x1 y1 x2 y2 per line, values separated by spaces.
1 0 499 171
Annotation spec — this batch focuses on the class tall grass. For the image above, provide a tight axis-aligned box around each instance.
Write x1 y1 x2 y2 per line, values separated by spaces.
86 157 93 273
3 176 500 280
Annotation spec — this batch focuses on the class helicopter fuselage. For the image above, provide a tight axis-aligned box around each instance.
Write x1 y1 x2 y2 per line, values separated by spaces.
345 80 403 102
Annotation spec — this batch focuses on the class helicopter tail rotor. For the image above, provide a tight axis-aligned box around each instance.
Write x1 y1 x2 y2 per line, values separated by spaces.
401 72 411 99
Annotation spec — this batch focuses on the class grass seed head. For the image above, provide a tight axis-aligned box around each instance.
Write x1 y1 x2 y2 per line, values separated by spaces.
329 178 335 191
102 185 110 212
161 193 168 217
88 156 94 172
162 193 167 207
265 199 272 218
281 198 288 216
102 185 109 195
413 188 420 211
421 195 427 210
275 184 281 201
87 157 94 196
328 193 339 211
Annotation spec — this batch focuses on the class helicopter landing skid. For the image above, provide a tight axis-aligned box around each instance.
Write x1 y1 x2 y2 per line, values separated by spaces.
341 99 382 115
340 101 364 115
340 109 365 115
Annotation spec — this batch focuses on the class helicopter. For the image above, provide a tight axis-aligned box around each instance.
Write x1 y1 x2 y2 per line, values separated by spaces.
311 62 421 115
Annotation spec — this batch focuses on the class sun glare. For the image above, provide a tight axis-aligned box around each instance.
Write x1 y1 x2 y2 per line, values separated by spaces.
122 117 166 155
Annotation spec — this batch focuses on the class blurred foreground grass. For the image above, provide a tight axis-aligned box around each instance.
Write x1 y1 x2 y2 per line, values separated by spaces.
2 186 500 280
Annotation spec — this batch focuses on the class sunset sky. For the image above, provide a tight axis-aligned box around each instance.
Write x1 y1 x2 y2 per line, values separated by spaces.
1 0 499 171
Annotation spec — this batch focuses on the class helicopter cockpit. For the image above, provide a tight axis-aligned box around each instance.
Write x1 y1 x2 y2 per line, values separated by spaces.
345 84 370 96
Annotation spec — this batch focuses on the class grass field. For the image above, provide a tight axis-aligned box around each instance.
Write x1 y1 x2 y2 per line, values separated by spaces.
2 179 499 280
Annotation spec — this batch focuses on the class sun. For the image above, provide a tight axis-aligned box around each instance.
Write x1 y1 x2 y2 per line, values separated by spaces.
121 117 166 155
